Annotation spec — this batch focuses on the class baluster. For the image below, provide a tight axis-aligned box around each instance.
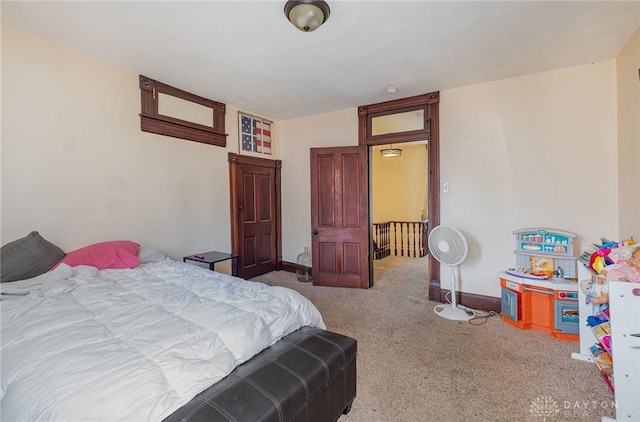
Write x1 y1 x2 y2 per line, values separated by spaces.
404 221 411 257
393 222 398 256
380 223 383 258
384 223 389 257
378 223 382 259
415 222 419 257
403 222 407 257
405 222 409 257
380 223 384 258
396 222 400 256
417 222 421 257
412 222 416 257
384 222 388 258
400 222 403 256
419 222 424 257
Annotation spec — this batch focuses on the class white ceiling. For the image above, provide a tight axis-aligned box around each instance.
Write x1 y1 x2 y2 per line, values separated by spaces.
2 1 639 120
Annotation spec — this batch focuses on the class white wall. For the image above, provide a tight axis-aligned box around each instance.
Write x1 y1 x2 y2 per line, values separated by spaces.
3 27 636 299
279 61 626 298
0 28 271 262
616 26 640 239
439 62 620 296
278 109 358 262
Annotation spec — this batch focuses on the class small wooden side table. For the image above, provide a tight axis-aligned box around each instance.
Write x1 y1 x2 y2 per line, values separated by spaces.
183 251 239 277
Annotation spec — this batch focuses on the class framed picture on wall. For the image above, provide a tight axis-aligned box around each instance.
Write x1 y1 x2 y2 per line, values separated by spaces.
238 112 272 156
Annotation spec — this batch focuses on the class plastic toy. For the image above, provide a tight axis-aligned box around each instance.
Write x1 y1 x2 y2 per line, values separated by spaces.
582 236 636 274
586 308 610 327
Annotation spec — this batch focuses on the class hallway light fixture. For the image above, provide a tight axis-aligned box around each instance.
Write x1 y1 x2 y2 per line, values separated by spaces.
284 0 330 32
380 145 402 158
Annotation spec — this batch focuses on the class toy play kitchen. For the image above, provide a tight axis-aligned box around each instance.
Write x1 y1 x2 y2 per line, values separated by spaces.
498 228 579 341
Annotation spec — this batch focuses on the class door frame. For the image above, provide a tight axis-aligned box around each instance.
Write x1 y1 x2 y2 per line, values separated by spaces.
228 152 282 278
358 92 441 301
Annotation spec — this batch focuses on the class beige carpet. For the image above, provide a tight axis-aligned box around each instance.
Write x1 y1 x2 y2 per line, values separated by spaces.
252 255 614 422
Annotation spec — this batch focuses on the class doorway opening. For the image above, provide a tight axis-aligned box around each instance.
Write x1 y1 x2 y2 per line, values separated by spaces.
358 92 441 298
370 141 429 284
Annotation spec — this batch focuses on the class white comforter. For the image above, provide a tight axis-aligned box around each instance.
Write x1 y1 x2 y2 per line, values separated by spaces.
0 259 325 421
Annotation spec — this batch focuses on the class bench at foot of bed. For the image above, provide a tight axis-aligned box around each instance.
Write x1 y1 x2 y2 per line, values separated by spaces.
164 327 357 422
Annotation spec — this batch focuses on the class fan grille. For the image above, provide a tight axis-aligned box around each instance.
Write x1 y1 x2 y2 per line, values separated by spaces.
428 226 468 266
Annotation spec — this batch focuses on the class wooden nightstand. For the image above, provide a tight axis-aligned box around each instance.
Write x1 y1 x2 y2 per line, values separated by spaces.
183 251 239 277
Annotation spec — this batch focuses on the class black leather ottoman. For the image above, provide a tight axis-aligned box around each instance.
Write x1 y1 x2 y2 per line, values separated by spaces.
164 327 357 422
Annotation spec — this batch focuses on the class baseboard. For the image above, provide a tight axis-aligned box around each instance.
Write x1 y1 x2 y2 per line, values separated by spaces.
430 280 501 312
280 261 297 273
282 264 499 311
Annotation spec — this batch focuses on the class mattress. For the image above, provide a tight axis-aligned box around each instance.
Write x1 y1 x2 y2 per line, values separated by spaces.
0 258 326 421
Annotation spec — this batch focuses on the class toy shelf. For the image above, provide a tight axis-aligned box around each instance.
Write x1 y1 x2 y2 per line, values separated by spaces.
573 264 599 361
589 321 614 394
574 265 640 421
607 281 640 420
589 344 614 394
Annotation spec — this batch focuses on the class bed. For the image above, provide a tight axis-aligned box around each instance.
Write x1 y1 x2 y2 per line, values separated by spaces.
0 234 357 421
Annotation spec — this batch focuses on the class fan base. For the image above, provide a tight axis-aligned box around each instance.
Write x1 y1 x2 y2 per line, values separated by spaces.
433 304 473 321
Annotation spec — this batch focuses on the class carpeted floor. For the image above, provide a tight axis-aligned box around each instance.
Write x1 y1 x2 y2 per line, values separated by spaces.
252 255 615 422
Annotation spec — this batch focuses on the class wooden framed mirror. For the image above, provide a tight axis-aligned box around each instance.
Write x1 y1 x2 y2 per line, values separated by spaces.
139 75 227 146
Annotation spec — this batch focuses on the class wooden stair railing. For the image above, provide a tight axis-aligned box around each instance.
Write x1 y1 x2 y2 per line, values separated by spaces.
373 220 428 259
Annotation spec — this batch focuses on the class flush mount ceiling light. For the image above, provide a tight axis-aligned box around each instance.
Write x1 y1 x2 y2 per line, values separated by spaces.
284 0 330 32
380 145 403 158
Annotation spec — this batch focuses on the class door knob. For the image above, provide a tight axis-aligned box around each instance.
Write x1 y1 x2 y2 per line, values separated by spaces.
312 230 318 235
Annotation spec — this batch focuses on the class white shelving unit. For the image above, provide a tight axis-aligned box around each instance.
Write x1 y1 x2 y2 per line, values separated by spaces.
574 263 640 421
607 281 640 421
572 263 598 361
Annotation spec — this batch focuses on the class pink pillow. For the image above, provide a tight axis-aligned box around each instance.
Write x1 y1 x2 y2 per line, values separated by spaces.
55 241 140 270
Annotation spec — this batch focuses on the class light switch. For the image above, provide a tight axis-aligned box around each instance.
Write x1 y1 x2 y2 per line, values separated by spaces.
443 182 449 193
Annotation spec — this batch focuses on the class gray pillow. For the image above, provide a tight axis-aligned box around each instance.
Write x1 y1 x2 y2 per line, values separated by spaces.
1 231 66 283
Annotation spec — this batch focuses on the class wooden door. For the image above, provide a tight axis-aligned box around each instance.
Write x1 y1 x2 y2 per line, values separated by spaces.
310 146 370 288
229 153 281 279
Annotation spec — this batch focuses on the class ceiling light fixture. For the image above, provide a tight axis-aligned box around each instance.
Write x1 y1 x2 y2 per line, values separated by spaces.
284 0 330 32
380 145 403 158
